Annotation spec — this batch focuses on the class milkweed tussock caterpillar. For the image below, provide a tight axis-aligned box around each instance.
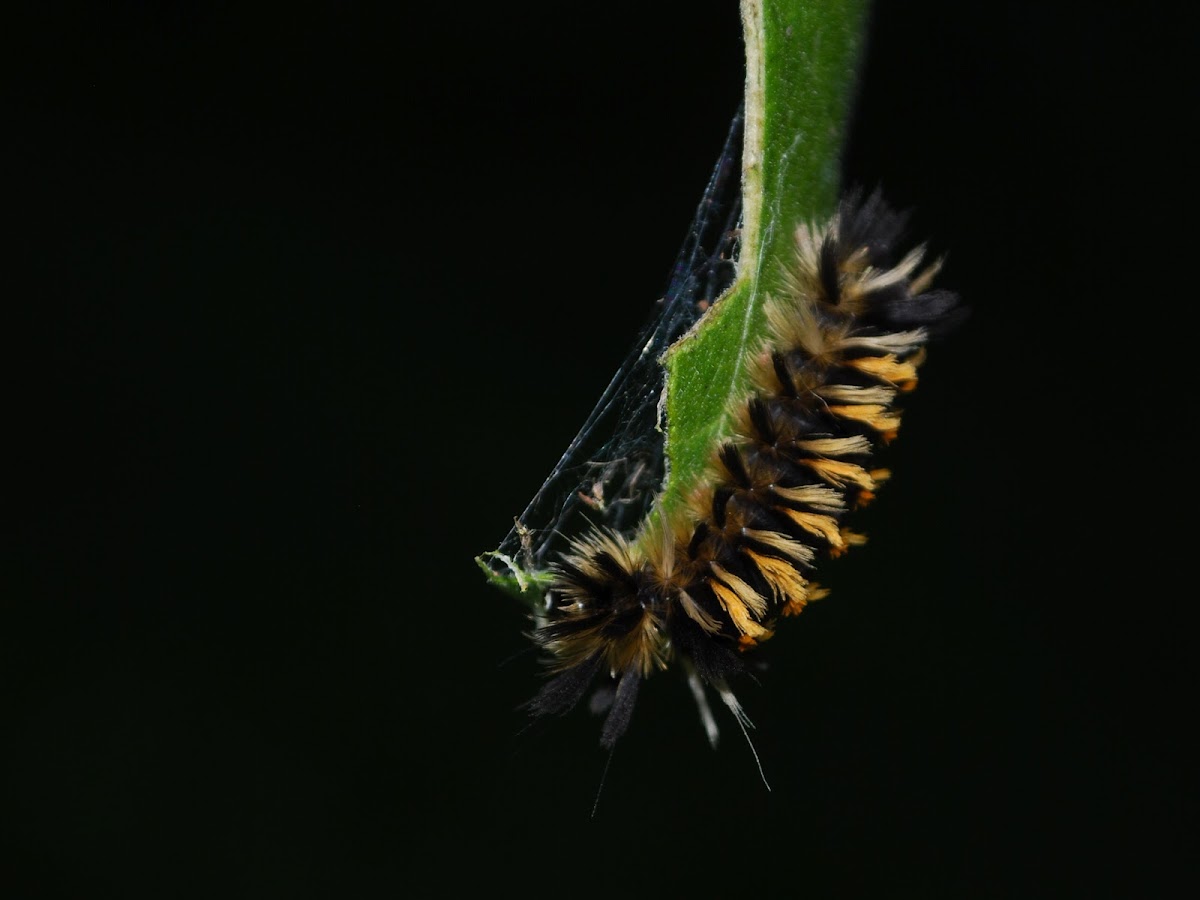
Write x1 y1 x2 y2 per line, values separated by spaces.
525 191 962 755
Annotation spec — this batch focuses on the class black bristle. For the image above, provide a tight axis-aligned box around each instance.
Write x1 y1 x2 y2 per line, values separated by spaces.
718 442 750 488
687 522 709 559
818 235 842 305
669 610 744 684
771 351 795 396
839 187 909 266
747 396 776 444
525 652 604 718
599 671 642 749
712 486 733 529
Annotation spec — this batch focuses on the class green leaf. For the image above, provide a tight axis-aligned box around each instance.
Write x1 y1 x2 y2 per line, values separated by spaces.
658 0 868 517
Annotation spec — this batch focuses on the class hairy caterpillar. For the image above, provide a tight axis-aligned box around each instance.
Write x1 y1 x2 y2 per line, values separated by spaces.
524 190 962 755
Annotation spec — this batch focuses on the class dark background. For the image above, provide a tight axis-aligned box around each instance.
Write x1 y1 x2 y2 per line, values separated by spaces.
8 1 1190 897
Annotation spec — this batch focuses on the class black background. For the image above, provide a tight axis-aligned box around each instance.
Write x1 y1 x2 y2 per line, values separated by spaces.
8 1 1191 897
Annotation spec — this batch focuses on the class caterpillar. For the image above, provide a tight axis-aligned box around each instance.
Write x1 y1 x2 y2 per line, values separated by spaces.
524 190 962 754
